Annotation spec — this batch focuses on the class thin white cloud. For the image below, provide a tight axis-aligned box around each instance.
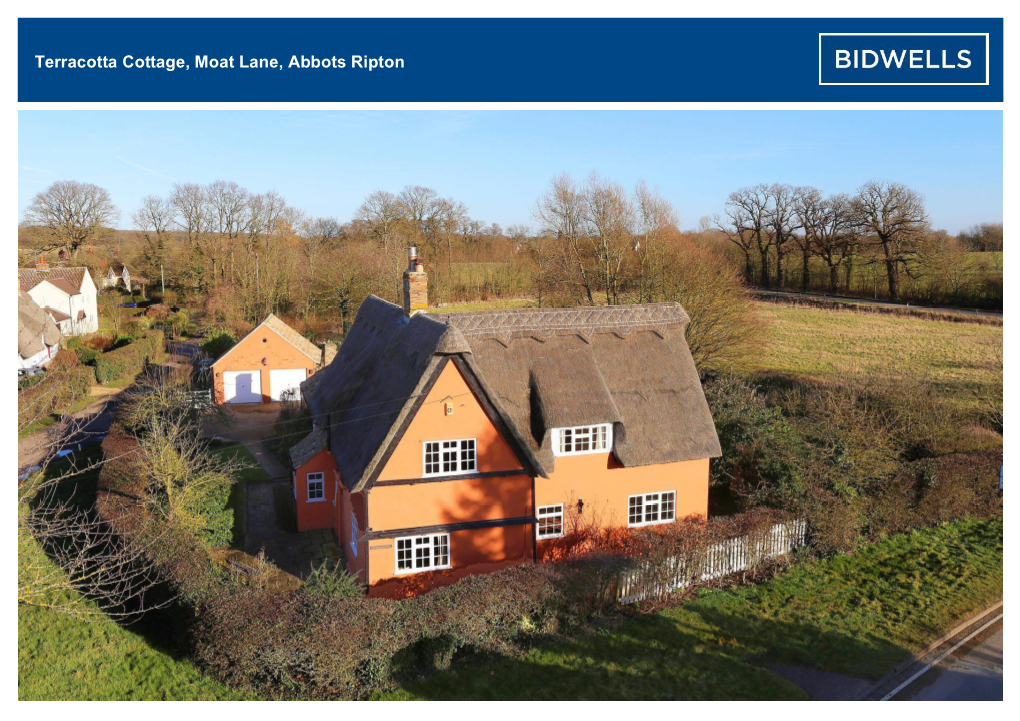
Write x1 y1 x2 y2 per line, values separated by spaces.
115 155 177 181
19 164 51 173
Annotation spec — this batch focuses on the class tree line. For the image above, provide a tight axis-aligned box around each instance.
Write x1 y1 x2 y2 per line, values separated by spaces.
716 180 1001 306
19 175 1002 350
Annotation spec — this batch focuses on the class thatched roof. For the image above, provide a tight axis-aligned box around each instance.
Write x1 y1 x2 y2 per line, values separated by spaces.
19 291 61 359
302 296 720 492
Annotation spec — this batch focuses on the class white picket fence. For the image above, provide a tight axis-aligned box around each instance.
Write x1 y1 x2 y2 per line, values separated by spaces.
618 519 808 604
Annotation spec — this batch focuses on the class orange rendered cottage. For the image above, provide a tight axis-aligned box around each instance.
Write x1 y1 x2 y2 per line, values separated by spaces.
289 248 721 597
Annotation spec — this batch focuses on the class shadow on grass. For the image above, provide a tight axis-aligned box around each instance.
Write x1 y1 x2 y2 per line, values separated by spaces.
25 445 200 666
390 604 907 700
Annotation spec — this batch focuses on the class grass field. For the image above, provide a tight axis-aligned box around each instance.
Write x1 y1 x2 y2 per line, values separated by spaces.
18 535 249 701
736 302 1002 412
382 517 1002 700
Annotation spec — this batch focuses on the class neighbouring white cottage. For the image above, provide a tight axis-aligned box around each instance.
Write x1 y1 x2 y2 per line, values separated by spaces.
18 290 61 372
19 258 99 336
102 264 132 290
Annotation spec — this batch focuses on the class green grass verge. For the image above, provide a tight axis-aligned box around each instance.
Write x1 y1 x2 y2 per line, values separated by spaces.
737 302 1002 414
382 517 1002 700
19 529 250 700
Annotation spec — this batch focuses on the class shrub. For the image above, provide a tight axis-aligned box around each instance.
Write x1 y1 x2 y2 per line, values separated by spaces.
201 331 236 360
94 330 165 384
705 375 805 507
303 560 364 599
17 354 94 427
74 346 100 365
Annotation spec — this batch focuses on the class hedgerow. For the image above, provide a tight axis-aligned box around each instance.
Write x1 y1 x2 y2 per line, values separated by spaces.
94 330 166 384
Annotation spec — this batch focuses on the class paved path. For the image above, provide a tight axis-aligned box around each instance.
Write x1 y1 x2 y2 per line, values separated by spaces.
18 395 119 468
755 289 1002 318
244 479 341 578
893 620 1003 701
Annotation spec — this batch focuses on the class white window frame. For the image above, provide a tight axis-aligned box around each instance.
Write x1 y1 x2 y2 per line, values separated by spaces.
552 424 613 457
536 504 565 539
394 532 451 575
306 472 325 502
627 491 677 528
422 438 477 478
349 511 359 557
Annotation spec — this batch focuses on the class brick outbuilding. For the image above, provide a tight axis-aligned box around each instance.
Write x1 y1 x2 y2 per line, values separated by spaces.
211 314 326 404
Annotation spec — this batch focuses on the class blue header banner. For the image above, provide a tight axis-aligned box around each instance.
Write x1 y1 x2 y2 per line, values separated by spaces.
18 18 1002 102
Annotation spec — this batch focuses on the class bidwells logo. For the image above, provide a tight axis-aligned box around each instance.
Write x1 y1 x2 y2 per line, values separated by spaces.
819 33 989 85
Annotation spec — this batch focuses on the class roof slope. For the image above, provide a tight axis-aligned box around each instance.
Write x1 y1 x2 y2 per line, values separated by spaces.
213 313 322 365
19 268 86 294
304 296 720 491
19 291 62 358
432 303 721 471
302 296 470 491
263 314 322 364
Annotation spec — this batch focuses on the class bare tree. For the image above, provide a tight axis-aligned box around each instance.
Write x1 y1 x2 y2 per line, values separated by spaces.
169 182 209 242
853 180 930 302
356 191 404 252
436 198 468 271
723 185 773 287
23 180 119 257
534 173 594 303
18 366 184 619
767 183 801 289
634 180 679 302
798 191 858 294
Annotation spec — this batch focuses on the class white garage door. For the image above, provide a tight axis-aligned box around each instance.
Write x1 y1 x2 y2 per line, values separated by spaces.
269 368 307 401
223 370 262 404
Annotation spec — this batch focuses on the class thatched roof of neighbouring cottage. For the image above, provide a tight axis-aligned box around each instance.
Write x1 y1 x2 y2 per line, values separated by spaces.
18 291 62 359
301 296 721 491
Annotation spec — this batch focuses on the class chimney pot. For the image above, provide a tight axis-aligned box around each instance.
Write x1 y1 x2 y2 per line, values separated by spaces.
35 254 49 270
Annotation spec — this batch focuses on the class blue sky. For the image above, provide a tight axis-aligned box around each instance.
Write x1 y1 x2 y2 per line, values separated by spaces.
18 110 1002 233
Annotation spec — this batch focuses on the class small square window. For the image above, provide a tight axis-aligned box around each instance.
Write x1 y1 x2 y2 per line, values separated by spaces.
306 472 325 502
537 504 564 539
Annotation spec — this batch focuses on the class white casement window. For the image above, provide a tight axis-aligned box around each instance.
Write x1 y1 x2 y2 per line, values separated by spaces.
627 491 677 528
350 511 359 557
306 472 325 502
536 504 564 539
553 424 613 456
395 533 451 574
422 439 477 477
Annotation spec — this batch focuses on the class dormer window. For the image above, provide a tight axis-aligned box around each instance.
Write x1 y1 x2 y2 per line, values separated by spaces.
553 424 612 456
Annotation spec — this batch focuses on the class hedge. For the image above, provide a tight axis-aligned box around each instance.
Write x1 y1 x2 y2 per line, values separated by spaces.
94 330 166 385
17 354 95 427
92 413 1003 699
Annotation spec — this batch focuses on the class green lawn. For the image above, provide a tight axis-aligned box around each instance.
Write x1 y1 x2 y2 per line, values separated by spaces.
737 302 1002 412
382 517 1002 700
19 529 249 700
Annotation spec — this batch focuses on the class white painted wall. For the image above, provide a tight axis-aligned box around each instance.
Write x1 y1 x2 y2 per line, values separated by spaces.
18 343 58 371
26 271 98 336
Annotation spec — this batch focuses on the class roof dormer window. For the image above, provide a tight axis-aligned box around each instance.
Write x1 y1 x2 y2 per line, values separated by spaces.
553 424 612 457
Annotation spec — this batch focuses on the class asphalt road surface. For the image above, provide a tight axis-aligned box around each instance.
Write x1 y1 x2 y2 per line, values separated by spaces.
894 619 1003 701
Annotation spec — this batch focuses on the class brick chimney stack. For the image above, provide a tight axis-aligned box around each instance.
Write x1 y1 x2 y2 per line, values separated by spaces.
35 254 49 270
403 247 427 317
